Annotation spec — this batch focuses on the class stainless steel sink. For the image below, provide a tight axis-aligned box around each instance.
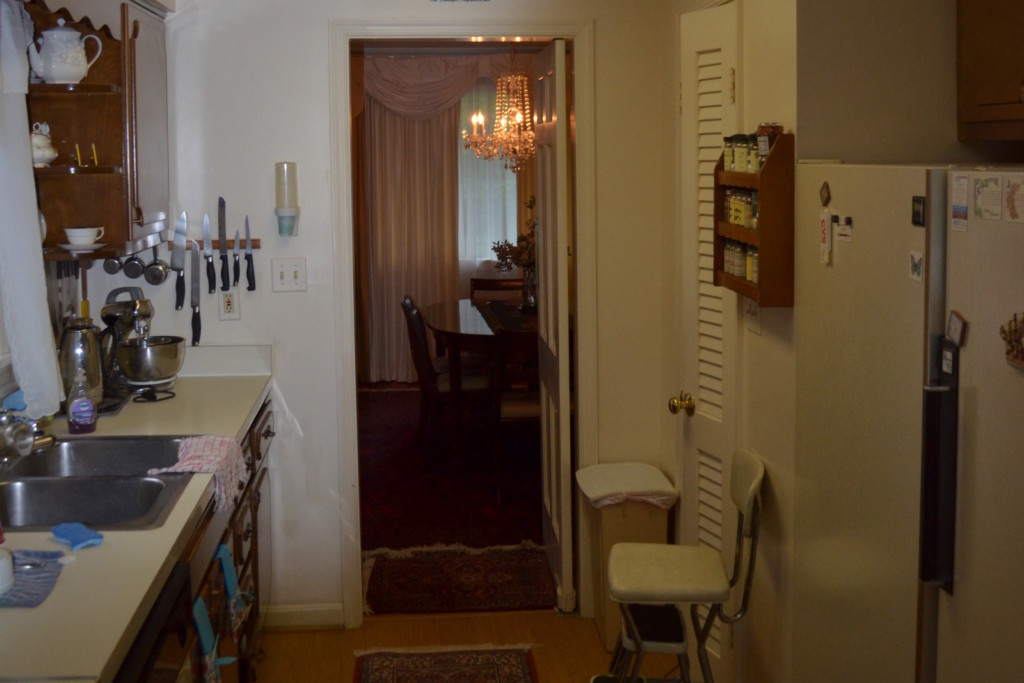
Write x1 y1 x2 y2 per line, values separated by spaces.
0 475 191 530
4 436 183 477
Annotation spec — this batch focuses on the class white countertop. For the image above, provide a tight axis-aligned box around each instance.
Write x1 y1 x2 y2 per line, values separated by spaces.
48 375 274 443
0 372 272 682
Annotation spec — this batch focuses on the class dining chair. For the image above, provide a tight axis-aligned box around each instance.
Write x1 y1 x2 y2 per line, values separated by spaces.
469 277 524 301
598 448 766 683
401 295 493 449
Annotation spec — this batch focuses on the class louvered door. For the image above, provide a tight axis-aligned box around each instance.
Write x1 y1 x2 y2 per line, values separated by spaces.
679 4 740 680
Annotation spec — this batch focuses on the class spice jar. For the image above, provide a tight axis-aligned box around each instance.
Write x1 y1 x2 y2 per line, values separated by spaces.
746 134 758 172
756 122 783 166
733 135 747 173
723 136 734 171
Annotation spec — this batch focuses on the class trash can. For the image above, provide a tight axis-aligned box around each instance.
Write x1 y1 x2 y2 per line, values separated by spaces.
576 463 678 651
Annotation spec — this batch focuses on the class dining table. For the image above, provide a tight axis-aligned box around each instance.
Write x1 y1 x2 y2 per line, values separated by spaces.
421 298 538 398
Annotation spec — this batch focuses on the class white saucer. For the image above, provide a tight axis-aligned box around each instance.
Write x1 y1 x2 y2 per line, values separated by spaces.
60 242 105 253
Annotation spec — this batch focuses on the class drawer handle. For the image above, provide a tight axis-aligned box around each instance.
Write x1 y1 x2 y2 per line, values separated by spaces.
262 427 276 439
244 522 253 542
238 480 245 491
245 456 254 471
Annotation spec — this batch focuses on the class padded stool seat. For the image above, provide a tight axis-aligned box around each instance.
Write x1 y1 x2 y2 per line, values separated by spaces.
597 449 765 683
608 543 729 604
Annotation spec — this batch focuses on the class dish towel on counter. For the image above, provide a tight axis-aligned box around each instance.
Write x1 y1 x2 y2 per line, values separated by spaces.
0 550 65 608
148 436 245 512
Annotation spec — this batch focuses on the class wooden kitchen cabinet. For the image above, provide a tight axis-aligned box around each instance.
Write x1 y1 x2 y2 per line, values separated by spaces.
236 399 274 679
957 0 1024 141
171 398 274 683
24 0 169 262
713 133 794 307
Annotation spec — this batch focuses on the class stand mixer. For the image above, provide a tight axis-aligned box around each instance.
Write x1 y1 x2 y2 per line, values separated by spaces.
99 287 184 396
99 287 154 388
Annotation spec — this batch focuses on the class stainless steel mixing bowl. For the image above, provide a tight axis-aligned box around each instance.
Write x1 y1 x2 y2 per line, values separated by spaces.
115 336 185 385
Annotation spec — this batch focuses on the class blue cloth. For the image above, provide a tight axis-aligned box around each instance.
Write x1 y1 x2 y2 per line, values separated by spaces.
1 389 25 411
0 550 64 608
51 522 103 551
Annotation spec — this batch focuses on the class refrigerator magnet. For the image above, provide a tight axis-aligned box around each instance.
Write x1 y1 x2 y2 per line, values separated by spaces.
947 310 967 347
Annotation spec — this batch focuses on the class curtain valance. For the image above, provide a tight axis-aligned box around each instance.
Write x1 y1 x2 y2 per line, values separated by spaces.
363 53 532 120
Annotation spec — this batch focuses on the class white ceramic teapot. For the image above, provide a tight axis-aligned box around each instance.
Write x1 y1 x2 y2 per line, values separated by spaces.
31 122 57 167
27 19 102 85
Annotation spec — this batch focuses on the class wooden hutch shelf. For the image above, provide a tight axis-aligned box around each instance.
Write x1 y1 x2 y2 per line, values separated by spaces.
713 132 794 307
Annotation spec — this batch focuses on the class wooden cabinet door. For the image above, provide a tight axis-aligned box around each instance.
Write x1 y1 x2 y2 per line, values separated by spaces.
958 0 1024 140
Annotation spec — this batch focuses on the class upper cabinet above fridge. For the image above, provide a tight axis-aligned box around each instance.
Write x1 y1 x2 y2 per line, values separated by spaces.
958 0 1024 141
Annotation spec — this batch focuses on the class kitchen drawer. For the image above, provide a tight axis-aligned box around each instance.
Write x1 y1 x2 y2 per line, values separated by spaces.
250 400 274 465
228 473 262 581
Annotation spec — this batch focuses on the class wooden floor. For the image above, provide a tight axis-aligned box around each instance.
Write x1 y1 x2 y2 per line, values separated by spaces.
257 610 679 682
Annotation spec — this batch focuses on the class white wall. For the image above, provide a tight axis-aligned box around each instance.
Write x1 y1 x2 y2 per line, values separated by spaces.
797 0 1024 163
737 1 798 681
55 0 684 626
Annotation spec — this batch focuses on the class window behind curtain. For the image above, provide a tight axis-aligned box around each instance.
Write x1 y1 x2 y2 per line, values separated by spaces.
458 77 518 261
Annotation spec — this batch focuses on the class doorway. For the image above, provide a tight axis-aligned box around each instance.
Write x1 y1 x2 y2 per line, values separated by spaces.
349 37 566 615
329 20 598 628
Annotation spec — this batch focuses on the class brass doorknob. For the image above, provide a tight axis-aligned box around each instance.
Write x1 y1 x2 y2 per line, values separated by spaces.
668 391 696 416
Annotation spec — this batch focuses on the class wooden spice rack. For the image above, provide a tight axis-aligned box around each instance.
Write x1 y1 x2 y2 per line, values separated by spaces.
713 132 794 307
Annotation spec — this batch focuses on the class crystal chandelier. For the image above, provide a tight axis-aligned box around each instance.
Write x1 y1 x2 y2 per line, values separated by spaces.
462 72 536 174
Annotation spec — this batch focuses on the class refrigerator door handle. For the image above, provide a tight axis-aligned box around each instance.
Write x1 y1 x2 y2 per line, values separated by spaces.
919 337 959 594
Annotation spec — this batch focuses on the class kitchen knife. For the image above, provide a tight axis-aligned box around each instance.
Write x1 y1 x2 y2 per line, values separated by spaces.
244 216 255 291
232 229 240 287
190 239 201 346
202 213 215 293
218 196 229 291
171 211 187 310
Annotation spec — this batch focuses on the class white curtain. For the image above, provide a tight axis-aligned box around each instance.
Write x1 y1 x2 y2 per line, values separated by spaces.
362 57 471 383
0 0 61 417
357 54 532 383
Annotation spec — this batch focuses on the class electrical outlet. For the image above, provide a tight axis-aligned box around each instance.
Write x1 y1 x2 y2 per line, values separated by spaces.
219 291 240 320
271 257 307 292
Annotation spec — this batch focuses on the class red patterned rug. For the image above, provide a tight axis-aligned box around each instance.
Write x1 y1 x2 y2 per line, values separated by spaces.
365 544 556 614
354 647 538 683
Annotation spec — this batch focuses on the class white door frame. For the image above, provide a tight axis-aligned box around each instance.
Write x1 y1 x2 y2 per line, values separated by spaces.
328 20 598 628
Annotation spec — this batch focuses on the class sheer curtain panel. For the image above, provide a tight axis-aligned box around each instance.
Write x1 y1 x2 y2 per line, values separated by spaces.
360 56 477 382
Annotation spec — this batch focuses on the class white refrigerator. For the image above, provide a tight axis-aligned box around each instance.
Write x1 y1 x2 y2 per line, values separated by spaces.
792 163 1024 682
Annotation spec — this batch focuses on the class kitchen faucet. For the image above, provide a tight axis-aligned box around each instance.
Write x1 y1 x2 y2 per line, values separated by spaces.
0 410 55 470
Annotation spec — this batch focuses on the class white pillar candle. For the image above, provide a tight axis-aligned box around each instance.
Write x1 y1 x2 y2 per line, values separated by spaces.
275 162 298 208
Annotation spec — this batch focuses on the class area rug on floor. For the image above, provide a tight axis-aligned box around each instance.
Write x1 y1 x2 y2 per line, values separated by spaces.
354 647 538 683
364 543 556 614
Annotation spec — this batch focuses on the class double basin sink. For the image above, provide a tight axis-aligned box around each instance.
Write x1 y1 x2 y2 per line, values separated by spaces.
0 437 188 531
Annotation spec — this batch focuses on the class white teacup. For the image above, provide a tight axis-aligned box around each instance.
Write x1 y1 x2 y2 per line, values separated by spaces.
65 226 104 246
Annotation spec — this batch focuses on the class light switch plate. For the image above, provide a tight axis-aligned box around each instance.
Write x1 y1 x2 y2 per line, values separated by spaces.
271 257 307 292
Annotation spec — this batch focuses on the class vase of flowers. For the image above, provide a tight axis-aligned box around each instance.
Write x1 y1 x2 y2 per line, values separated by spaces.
492 197 538 311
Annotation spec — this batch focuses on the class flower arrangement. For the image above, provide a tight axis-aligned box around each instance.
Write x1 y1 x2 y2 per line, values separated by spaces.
492 196 537 272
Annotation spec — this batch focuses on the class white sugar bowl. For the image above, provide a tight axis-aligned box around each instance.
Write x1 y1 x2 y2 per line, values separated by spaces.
31 122 58 168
